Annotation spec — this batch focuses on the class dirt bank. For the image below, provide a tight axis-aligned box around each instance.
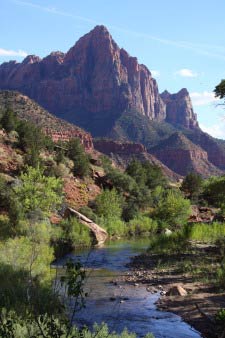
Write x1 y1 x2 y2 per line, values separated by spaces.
120 249 225 338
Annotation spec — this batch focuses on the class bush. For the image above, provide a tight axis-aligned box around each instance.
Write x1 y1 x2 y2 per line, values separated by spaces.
67 138 90 177
59 218 92 247
202 176 225 211
95 188 123 220
153 189 191 228
0 109 17 132
127 215 158 236
98 216 126 237
180 172 203 202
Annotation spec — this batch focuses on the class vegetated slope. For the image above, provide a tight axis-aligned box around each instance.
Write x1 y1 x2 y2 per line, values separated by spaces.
0 90 93 150
150 132 223 177
94 139 181 181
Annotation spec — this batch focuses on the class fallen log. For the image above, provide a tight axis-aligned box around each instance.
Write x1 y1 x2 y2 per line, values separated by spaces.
65 207 108 246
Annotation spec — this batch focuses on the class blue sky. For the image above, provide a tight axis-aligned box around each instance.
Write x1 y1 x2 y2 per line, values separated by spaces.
1 0 225 138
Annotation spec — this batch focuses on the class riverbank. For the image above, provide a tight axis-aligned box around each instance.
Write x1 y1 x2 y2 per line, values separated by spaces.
119 245 225 338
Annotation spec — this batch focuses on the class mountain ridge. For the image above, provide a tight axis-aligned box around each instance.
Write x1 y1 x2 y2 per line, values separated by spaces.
0 25 224 177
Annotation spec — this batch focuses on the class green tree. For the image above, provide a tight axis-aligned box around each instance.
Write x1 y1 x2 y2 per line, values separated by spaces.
14 166 63 217
202 176 225 211
215 79 225 101
0 109 17 132
154 189 191 228
95 188 123 219
142 162 167 189
67 138 90 177
180 172 203 202
125 159 147 186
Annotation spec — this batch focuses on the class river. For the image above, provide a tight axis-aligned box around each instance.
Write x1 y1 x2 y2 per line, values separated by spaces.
55 239 202 338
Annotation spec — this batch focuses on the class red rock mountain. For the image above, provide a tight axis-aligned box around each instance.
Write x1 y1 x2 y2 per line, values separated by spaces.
0 25 196 133
150 132 223 177
1 26 225 177
93 139 181 181
160 89 199 129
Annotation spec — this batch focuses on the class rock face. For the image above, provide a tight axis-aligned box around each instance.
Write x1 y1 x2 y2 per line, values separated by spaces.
0 25 197 133
160 89 199 129
0 91 93 150
150 132 223 177
94 139 181 181
94 139 147 154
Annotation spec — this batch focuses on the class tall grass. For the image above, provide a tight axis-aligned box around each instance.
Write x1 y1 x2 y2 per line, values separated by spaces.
188 222 225 242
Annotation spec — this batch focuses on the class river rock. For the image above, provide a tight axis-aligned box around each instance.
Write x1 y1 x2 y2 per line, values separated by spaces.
166 285 187 296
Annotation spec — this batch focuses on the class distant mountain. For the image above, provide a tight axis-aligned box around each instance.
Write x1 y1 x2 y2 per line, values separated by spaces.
150 132 223 177
0 25 225 177
0 25 197 134
93 139 181 181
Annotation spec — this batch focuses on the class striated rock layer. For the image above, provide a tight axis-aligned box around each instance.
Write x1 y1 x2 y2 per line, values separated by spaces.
0 91 93 150
94 139 181 181
150 132 223 177
0 25 197 133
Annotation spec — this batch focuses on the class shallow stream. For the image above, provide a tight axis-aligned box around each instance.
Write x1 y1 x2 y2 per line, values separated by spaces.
56 239 202 338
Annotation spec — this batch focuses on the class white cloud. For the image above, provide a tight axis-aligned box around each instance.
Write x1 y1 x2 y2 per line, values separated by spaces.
151 70 160 77
176 68 198 77
0 48 28 57
200 122 225 139
190 91 220 106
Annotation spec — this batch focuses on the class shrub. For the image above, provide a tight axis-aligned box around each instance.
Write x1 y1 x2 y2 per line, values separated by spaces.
98 216 126 237
153 189 191 228
95 188 123 220
67 138 90 177
127 216 158 236
180 172 203 202
59 218 92 247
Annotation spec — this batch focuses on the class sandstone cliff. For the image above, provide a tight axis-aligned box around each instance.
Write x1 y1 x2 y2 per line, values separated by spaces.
160 89 199 129
150 132 223 177
0 25 197 135
94 139 181 181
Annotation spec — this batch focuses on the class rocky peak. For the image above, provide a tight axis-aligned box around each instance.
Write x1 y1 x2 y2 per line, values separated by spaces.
22 55 41 65
0 26 198 133
160 88 199 129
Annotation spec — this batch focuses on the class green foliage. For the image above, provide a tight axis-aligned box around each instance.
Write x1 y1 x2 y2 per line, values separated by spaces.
0 311 154 338
0 109 17 132
214 79 225 100
79 205 97 222
215 308 225 323
125 160 166 190
202 176 225 210
98 216 126 237
180 172 203 201
0 225 54 282
106 167 137 193
67 138 90 177
59 218 92 247
127 215 158 236
14 166 63 217
153 190 191 228
95 188 123 219
148 230 190 254
188 222 225 242
125 159 147 186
